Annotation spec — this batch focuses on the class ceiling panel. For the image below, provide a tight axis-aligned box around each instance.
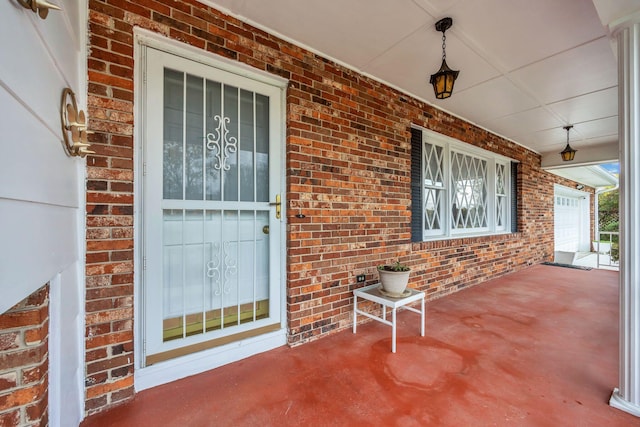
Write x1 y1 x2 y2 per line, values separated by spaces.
518 126 568 151
437 0 607 71
509 37 617 105
576 116 619 140
581 135 619 146
413 0 464 16
211 0 432 69
486 108 563 139
442 77 539 124
533 117 617 151
549 87 618 124
365 26 501 100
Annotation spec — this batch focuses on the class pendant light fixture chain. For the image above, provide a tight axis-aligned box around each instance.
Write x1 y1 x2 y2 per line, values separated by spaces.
442 33 447 60
560 125 577 161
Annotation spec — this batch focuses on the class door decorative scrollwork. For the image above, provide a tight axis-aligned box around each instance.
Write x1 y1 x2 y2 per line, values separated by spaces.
207 241 237 296
206 115 237 171
206 242 221 294
222 241 237 294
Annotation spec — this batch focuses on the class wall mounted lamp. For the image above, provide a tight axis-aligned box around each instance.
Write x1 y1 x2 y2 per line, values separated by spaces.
429 17 459 99
17 0 60 19
61 88 94 157
560 125 577 162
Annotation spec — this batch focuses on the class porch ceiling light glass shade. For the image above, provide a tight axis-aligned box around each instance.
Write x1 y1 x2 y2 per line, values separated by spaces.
430 59 459 99
430 17 459 99
560 125 577 161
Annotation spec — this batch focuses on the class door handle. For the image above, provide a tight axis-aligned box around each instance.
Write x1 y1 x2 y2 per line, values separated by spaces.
270 194 281 219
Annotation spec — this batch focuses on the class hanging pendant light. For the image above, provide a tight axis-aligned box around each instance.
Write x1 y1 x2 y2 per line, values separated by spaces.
430 17 459 99
560 125 577 161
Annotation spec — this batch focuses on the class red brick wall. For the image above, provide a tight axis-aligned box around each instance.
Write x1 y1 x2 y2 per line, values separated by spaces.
84 0 592 415
0 285 49 426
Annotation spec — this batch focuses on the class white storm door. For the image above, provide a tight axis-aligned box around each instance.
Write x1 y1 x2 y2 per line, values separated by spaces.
143 47 283 364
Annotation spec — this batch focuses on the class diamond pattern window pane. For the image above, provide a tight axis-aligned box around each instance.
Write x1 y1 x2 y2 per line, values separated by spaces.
450 152 488 229
496 195 505 228
423 142 444 187
422 141 445 233
496 163 507 230
424 188 442 231
496 163 506 196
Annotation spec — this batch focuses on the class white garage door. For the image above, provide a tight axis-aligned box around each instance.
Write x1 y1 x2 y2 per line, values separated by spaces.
554 185 590 253
555 195 581 251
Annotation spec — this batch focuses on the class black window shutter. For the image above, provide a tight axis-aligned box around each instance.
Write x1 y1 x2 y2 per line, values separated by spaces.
411 128 423 242
510 161 518 233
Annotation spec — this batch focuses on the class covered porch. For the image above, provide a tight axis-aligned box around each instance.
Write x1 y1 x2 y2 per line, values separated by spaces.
81 264 638 426
3 1 640 425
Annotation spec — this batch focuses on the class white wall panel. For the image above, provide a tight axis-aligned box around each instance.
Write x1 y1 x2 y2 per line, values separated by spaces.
0 200 77 313
0 1 85 306
0 86 78 207
0 1 87 422
34 1 81 88
0 2 68 132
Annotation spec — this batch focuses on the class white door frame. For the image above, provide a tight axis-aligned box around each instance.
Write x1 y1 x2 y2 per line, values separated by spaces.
133 29 287 391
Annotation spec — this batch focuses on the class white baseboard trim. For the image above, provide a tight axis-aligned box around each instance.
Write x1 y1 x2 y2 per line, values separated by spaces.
610 388 640 417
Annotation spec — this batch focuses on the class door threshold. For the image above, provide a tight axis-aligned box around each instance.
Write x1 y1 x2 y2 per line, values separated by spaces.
136 327 286 392
146 323 281 365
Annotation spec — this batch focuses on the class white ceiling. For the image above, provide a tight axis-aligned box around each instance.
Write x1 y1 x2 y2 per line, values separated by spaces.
206 0 638 161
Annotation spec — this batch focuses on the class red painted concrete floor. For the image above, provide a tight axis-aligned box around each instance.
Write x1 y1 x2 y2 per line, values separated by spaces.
82 264 640 426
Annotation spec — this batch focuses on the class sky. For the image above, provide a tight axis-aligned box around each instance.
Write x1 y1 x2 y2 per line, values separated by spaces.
601 163 620 174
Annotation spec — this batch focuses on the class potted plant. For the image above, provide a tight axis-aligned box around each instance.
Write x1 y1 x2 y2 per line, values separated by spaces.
377 261 411 297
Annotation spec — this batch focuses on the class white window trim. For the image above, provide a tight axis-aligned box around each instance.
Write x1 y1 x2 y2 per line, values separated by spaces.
422 138 446 237
495 160 510 233
418 129 513 241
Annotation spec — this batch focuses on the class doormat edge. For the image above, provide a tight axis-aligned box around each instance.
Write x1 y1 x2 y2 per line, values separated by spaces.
541 261 593 271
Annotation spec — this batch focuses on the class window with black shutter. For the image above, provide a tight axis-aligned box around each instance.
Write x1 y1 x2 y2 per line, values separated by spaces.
410 127 517 241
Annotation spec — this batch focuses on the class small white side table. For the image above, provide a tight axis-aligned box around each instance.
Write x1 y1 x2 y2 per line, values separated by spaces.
352 283 425 353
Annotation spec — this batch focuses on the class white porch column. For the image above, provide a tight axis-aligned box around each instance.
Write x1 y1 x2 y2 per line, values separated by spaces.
610 16 640 417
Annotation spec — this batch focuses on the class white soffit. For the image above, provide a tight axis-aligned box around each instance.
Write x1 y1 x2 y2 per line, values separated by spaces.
547 165 618 188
